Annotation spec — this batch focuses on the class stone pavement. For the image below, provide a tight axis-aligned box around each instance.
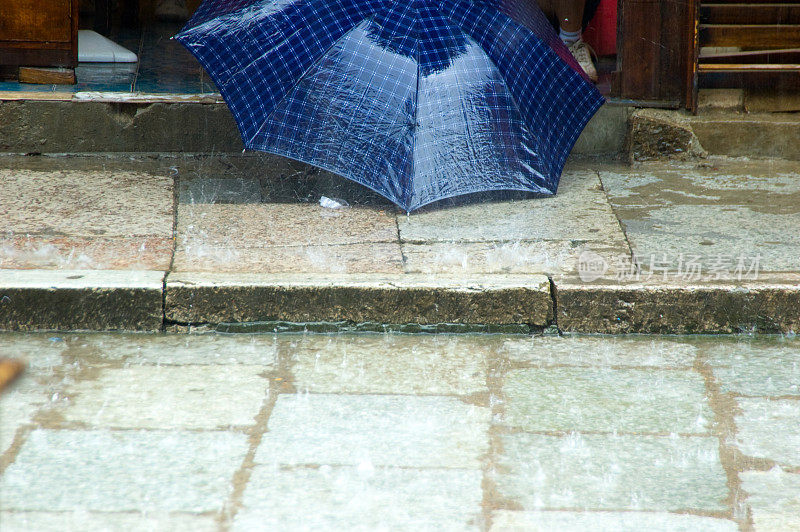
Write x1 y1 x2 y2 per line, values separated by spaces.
1 332 799 530
0 154 798 333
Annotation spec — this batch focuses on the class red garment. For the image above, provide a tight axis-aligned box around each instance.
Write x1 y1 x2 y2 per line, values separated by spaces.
583 0 617 56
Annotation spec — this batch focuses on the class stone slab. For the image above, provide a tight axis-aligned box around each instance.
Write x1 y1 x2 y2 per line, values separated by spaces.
165 273 553 326
234 466 483 531
0 101 241 153
627 109 707 161
703 338 800 397
402 240 604 276
496 433 728 511
0 429 247 512
255 394 489 468
0 100 630 156
741 468 800 532
0 335 70 453
62 365 269 429
745 90 800 113
179 176 263 204
397 171 629 247
0 335 67 454
490 510 737 531
690 111 800 160
0 511 217 532
173 242 404 274
0 382 47 457
288 333 497 395
554 279 800 334
0 269 165 331
0 169 173 238
5 101 799 162
698 89 744 111
61 332 278 366
599 160 800 273
0 333 68 367
502 367 711 434
500 336 698 368
571 103 631 156
0 236 173 271
734 399 800 467
176 203 398 247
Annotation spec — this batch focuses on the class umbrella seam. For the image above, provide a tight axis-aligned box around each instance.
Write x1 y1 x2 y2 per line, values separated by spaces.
435 5 556 192
439 0 602 180
244 18 375 148
407 4 421 213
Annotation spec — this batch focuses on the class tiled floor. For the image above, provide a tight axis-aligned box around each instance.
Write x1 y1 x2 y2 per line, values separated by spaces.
2 332 799 530
0 22 215 96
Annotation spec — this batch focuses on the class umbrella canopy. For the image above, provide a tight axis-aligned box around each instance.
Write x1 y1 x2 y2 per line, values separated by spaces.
176 0 604 211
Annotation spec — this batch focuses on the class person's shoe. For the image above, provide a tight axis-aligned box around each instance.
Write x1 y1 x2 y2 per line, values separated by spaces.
155 0 189 21
568 39 598 82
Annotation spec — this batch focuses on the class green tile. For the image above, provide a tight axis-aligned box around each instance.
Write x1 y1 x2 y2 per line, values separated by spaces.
502 367 711 433
289 333 495 395
705 339 800 397
496 433 728 511
490 510 736 531
255 394 489 468
0 429 247 512
501 336 698 368
734 399 800 467
63 365 269 429
234 466 482 531
0 511 216 532
741 469 800 532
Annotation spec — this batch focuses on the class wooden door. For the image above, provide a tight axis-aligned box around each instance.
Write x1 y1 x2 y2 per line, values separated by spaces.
0 0 79 68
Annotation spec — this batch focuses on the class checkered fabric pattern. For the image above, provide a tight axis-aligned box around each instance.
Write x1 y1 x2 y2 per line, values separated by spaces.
177 0 604 211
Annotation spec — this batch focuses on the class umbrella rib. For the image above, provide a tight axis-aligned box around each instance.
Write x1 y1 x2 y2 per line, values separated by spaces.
408 13 420 212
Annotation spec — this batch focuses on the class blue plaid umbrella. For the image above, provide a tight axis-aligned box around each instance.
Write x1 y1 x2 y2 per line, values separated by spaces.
176 0 604 211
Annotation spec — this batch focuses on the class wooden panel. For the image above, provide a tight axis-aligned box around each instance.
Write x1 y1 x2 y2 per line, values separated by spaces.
0 48 74 68
0 0 72 42
0 0 77 68
701 4 800 24
708 0 799 3
699 62 800 70
687 0 701 110
19 66 76 84
618 0 663 99
699 70 800 89
700 24 800 47
700 48 800 62
615 0 694 105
